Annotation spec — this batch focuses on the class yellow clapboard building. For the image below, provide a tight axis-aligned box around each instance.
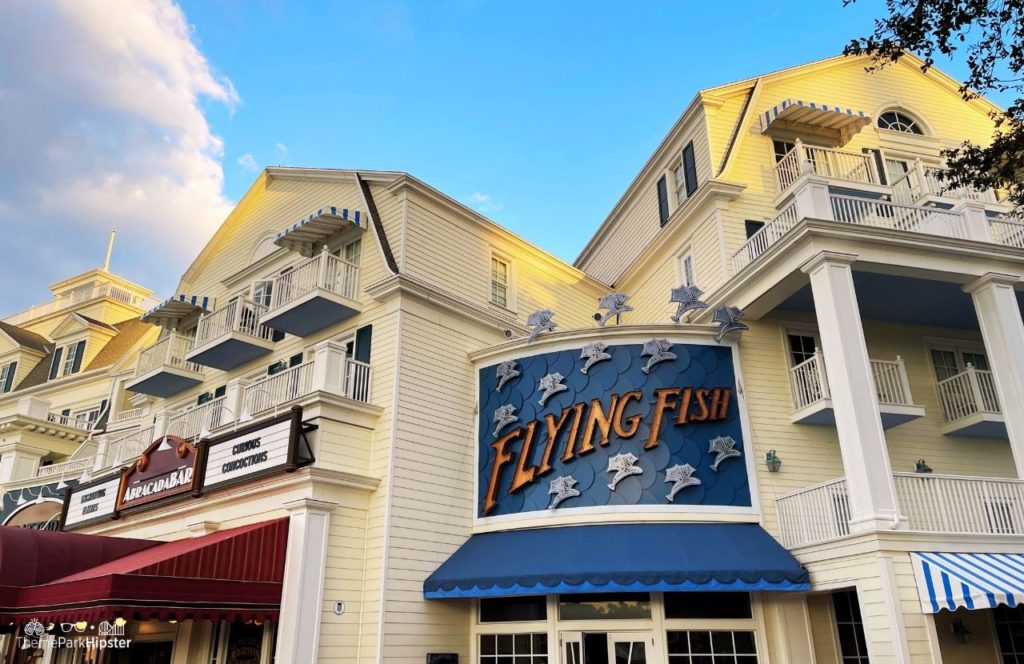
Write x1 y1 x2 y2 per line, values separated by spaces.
0 53 1021 664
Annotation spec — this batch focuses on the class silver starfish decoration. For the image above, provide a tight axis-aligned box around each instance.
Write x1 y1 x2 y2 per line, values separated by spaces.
580 342 612 374
495 360 520 392
595 292 633 327
548 475 580 509
670 285 708 323
607 452 643 491
665 464 701 502
526 310 557 342
641 338 677 374
492 404 519 437
538 372 568 406
713 306 748 343
708 435 742 471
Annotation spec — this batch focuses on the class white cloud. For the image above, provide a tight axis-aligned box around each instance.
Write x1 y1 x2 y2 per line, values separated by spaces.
465 192 503 214
237 153 259 172
0 0 237 311
274 142 288 155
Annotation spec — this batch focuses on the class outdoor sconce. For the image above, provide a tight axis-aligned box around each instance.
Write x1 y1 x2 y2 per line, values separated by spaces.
951 618 971 644
915 459 933 474
765 450 782 473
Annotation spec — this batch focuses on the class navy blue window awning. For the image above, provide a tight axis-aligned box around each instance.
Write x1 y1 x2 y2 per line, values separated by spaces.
424 523 808 599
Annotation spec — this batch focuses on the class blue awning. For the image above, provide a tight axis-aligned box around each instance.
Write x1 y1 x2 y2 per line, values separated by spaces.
141 295 215 328
424 523 808 599
274 206 364 257
912 552 1024 613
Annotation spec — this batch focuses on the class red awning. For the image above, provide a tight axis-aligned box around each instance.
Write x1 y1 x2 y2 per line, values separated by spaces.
0 518 288 624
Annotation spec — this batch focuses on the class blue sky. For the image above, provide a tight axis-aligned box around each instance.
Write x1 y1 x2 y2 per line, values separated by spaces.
0 0 1010 313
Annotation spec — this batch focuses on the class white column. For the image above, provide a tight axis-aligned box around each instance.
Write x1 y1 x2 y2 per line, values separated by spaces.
311 340 347 395
953 200 994 243
224 377 247 422
274 498 336 663
965 273 1024 478
802 251 902 531
0 443 47 483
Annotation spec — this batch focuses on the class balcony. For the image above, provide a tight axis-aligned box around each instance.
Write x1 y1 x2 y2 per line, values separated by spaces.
102 424 156 469
241 357 371 419
186 299 276 371
890 163 1001 207
789 351 924 428
732 195 970 273
3 282 161 327
777 474 1024 548
936 365 1006 438
260 251 360 337
125 333 203 398
774 142 877 195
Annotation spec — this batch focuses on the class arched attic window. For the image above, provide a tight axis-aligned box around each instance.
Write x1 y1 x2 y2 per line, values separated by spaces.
877 110 925 135
250 232 278 263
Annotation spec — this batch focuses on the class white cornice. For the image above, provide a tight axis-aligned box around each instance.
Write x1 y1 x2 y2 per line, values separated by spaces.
365 274 527 336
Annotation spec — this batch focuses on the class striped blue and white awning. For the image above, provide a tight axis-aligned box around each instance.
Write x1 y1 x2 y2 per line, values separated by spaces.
759 99 871 143
274 206 364 257
912 551 1024 613
141 295 215 328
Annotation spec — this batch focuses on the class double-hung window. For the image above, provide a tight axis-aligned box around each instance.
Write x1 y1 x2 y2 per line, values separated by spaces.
679 253 696 287
491 256 510 309
0 362 16 393
49 340 86 380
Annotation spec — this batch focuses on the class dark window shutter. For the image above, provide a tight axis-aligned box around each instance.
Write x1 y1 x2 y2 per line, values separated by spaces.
355 325 373 363
865 148 887 185
214 385 226 399
3 362 15 392
49 347 63 380
682 143 698 196
197 392 212 405
656 176 669 227
71 340 86 373
61 408 71 418
289 353 304 367
96 399 109 429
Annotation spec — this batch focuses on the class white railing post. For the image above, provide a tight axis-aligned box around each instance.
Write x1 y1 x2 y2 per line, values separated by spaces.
93 434 110 473
794 138 810 175
311 340 347 395
953 199 995 243
966 364 986 418
317 246 330 290
790 175 833 221
815 349 830 400
224 377 247 425
896 356 912 405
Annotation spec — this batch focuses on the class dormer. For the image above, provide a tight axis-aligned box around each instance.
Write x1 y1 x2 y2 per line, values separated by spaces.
0 322 51 394
45 313 118 381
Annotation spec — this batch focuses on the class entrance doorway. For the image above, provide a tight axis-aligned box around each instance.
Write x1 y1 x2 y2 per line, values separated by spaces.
109 641 173 664
562 632 651 664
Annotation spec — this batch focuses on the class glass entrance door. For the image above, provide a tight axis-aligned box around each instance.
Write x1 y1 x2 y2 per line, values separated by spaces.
560 632 652 664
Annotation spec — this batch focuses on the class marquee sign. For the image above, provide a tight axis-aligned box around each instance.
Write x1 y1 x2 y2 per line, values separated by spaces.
62 475 121 529
477 340 751 518
60 407 315 530
117 436 200 511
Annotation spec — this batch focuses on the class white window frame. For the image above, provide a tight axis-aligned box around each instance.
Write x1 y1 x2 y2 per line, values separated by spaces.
0 361 15 393
251 279 274 308
57 340 86 378
489 251 516 312
925 338 988 380
343 238 362 266
675 249 696 288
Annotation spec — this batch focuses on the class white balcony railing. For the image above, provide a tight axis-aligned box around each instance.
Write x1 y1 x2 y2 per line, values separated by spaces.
776 477 851 548
830 194 968 239
105 425 156 467
731 202 800 273
778 473 1024 547
774 141 875 193
936 365 1000 423
194 299 273 347
272 252 359 310
790 351 912 410
891 164 998 205
45 412 93 431
240 357 372 417
990 217 1024 249
166 396 227 440
3 283 161 327
135 333 201 377
242 362 316 417
35 455 95 480
894 473 1024 535
111 407 144 425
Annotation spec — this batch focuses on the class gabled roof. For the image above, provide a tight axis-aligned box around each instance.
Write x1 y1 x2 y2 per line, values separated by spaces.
85 318 153 370
0 322 50 354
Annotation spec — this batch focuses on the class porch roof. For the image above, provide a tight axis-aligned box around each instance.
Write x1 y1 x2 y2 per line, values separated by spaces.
760 99 872 144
